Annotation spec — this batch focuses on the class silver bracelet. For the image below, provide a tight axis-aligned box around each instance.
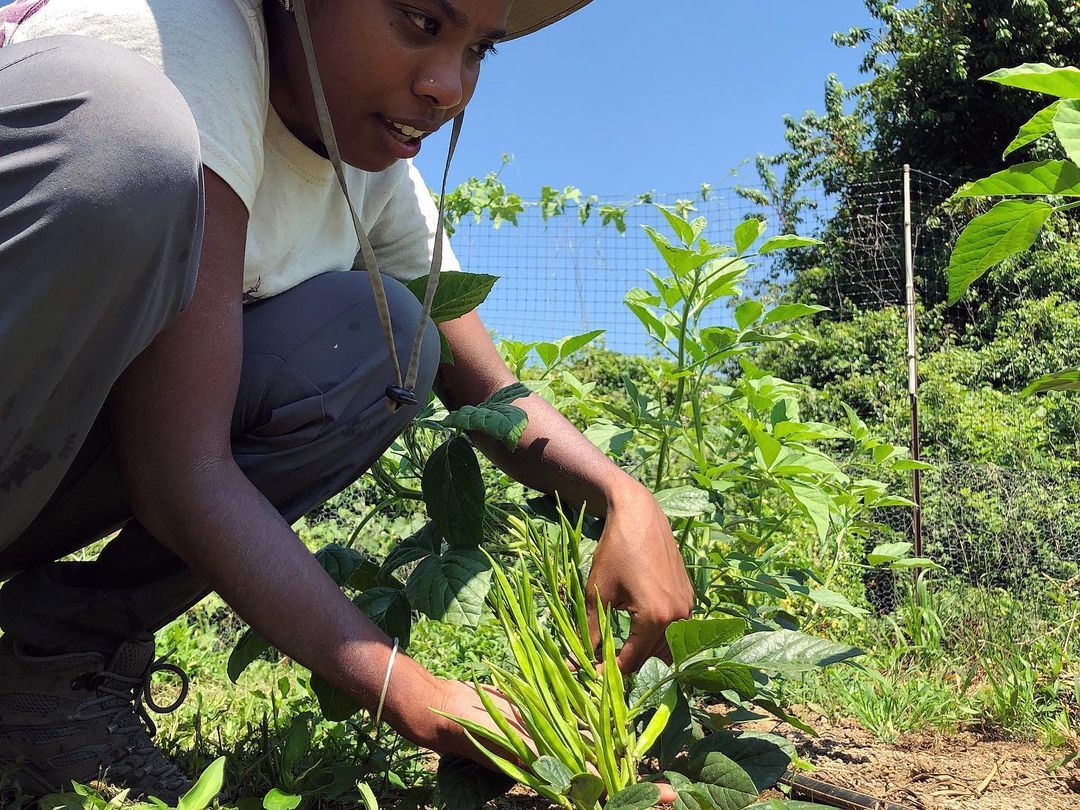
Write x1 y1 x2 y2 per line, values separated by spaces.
373 638 399 730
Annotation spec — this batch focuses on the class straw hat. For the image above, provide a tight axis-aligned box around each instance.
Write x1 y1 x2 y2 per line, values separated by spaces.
505 1 595 40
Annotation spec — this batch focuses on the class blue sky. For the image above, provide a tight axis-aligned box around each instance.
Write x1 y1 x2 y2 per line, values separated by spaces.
417 0 876 198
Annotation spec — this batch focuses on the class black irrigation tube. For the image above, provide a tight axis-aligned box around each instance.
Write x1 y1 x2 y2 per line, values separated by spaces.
780 770 914 810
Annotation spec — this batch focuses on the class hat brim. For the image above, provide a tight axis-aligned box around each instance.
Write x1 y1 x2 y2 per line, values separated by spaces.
503 0 595 40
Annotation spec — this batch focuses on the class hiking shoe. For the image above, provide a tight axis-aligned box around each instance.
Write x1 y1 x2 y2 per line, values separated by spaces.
0 633 192 801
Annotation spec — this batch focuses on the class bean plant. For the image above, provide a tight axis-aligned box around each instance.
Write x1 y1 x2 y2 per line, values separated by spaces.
945 61 1080 394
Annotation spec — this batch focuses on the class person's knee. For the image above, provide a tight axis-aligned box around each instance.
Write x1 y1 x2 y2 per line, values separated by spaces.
42 37 202 301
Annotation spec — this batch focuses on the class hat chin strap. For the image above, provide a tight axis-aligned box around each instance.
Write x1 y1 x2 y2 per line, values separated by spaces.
292 0 463 411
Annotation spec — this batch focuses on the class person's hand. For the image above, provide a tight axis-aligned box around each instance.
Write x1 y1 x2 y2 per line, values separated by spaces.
586 480 695 673
427 678 532 764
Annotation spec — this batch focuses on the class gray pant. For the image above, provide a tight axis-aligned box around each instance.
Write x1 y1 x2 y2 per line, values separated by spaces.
0 36 439 654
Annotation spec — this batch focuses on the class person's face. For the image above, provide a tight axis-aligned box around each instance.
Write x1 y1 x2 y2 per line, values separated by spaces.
272 0 511 171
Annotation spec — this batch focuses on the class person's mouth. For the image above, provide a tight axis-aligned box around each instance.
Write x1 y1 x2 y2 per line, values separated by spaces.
376 115 437 159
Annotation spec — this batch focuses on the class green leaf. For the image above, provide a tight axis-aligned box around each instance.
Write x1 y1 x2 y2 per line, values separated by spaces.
982 63 1080 99
758 235 822 254
357 783 379 810
686 747 759 810
355 587 413 648
678 661 758 698
280 713 311 774
583 419 634 456
228 628 273 683
177 757 226 810
806 588 867 617
723 630 862 674
566 773 605 808
734 218 767 255
607 783 663 810
735 300 764 330
867 541 913 566
483 381 532 407
532 756 573 792
315 544 369 586
436 755 513 810
667 618 747 666
689 730 794 793
654 486 712 518
442 401 528 450
630 657 674 710
1004 101 1061 157
947 200 1054 304
262 789 301 810
557 329 606 359
406 549 492 627
1053 100 1080 165
407 273 499 324
953 160 1080 197
380 523 440 576
760 304 828 327
422 436 485 548
785 481 831 541
1023 367 1080 395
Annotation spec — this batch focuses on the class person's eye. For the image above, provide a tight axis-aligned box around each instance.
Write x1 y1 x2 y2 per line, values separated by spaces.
472 42 498 61
404 10 439 35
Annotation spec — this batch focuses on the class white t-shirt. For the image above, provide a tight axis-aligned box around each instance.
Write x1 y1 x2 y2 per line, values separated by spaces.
8 0 461 300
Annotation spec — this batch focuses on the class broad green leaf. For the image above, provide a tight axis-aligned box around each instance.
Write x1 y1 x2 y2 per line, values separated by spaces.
583 419 634 455
557 329 606 359
734 218 767 255
760 303 828 326
484 381 532 407
311 673 363 722
607 783 663 810
867 541 913 566
1004 101 1061 157
687 747 759 810
982 63 1080 99
678 661 758 698
750 428 782 470
654 486 712 518
806 588 867 617
262 789 301 810
688 730 794 793
785 481 831 541
667 618 747 666
315 544 369 586
380 523 440 576
890 459 933 471
888 557 945 571
177 757 226 810
630 657 674 710
406 550 492 627
1023 367 1080 395
532 756 573 791
436 755 513 810
724 630 862 674
355 587 413 648
947 200 1053 304
1053 100 1080 164
566 773 605 808
406 273 499 323
422 437 485 548
280 713 311 774
228 628 273 683
953 160 1080 197
758 235 822 254
442 402 528 450
735 300 764 330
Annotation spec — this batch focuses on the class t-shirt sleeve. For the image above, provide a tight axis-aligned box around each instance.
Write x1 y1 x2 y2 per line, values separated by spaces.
367 160 462 283
9 0 268 211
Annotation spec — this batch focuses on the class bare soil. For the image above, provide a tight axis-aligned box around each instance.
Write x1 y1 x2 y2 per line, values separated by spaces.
744 709 1080 810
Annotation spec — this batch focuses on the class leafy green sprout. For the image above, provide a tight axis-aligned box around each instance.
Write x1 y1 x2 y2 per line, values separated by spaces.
439 509 670 809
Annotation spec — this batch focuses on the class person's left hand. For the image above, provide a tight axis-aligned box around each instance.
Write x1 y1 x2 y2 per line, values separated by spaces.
585 481 695 673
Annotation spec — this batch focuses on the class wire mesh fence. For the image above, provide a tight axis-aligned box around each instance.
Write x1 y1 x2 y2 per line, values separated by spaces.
451 166 1080 618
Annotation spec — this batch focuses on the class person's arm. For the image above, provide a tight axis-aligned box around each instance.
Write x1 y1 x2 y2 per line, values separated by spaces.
106 168 477 756
434 311 695 672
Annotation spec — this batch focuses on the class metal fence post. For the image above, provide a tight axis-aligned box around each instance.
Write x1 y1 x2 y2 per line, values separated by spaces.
902 164 924 561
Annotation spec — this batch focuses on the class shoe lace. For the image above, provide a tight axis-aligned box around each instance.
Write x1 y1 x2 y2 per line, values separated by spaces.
72 650 190 780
